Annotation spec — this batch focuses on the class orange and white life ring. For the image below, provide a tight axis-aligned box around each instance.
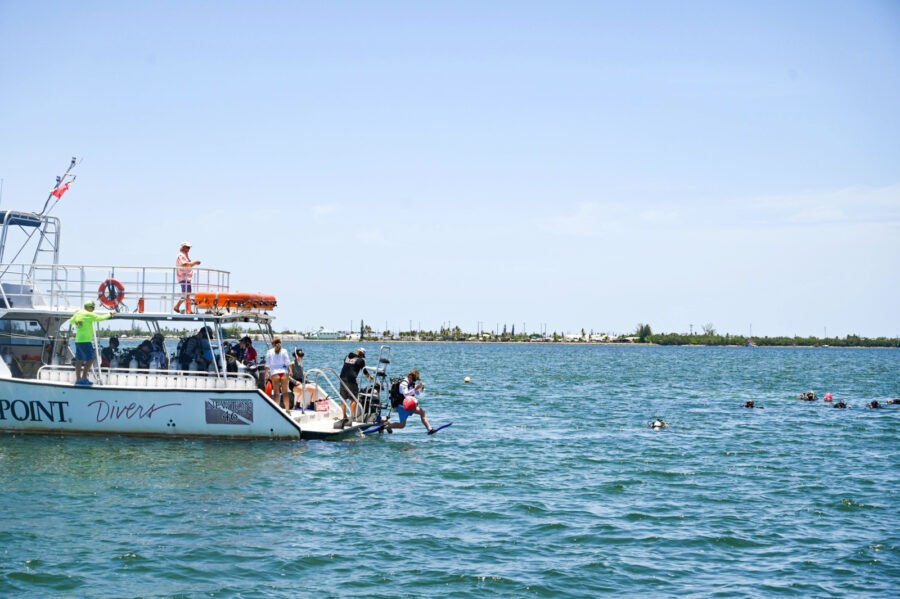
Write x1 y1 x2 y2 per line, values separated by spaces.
98 278 125 308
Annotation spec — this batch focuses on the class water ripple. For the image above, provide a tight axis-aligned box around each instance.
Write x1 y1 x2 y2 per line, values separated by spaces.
1 345 898 596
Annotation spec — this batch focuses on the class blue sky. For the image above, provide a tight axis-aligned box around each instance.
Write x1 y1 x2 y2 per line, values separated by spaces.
2 1 898 337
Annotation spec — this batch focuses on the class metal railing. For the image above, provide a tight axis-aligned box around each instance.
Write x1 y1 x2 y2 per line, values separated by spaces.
301 366 389 423
1 264 230 312
304 367 355 417
37 363 258 389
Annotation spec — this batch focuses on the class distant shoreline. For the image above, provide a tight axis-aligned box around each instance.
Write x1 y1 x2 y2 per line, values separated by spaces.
99 330 900 348
277 338 899 349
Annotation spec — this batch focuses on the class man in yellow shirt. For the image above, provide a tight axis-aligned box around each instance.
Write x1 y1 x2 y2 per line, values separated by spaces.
65 300 114 385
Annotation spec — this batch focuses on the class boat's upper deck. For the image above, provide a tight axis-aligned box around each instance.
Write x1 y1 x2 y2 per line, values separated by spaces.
1 263 231 314
2 208 238 315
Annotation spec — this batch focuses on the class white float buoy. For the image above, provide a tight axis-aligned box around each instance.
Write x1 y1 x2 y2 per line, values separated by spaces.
464 376 471 383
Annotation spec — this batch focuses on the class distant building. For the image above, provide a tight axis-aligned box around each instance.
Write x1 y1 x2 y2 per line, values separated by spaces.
588 334 612 342
308 327 343 340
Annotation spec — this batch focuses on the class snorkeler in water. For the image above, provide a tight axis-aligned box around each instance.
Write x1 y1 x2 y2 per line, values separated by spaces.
648 418 668 429
742 400 763 409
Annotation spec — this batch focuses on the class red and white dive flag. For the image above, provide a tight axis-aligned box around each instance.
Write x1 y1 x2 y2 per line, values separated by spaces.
50 180 71 199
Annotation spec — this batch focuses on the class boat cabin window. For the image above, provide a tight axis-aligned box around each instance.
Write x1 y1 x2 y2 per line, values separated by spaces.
0 319 47 343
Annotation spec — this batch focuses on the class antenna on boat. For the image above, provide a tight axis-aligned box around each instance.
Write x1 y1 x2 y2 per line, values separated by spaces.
0 157 77 272
40 156 80 216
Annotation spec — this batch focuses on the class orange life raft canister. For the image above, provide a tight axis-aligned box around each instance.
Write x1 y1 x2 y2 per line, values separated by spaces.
193 292 277 310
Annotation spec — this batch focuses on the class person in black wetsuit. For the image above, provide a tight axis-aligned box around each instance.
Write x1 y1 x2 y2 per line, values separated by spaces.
338 347 373 425
133 340 153 369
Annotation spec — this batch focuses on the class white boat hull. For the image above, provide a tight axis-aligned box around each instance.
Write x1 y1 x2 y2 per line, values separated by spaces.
0 378 303 440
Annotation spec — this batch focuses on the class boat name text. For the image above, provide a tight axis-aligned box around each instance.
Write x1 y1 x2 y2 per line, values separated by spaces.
88 399 182 422
0 399 69 422
205 399 254 425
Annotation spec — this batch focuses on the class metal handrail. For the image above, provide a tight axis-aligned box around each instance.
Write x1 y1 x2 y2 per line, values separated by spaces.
1 263 230 312
37 363 258 387
305 367 355 417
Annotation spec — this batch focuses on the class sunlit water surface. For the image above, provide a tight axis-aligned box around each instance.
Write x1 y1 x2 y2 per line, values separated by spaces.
1 344 898 597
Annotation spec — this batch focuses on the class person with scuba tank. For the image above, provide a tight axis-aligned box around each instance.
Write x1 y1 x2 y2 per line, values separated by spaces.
383 369 433 433
100 336 121 368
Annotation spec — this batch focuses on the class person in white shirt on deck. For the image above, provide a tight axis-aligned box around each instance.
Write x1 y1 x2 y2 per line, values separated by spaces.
265 338 292 410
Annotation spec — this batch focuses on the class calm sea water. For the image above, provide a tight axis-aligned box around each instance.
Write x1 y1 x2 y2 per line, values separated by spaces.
1 343 898 597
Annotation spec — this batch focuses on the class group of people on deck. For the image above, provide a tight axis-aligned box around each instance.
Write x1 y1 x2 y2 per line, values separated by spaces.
261 341 308 410
100 333 168 370
257 344 433 432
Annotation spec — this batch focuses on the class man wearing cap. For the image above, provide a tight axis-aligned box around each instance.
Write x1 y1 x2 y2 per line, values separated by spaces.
174 241 201 314
338 347 373 425
65 300 114 385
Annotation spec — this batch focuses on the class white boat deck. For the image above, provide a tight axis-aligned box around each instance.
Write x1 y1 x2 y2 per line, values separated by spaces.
37 366 259 390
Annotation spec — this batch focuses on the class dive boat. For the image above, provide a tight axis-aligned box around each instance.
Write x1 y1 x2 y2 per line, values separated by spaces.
0 160 387 441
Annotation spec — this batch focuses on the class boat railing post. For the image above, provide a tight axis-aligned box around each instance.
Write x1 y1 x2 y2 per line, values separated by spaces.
90 325 105 385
